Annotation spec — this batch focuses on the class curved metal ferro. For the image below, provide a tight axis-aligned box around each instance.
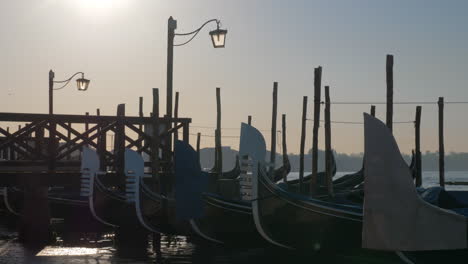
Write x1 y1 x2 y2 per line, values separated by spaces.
173 19 220 47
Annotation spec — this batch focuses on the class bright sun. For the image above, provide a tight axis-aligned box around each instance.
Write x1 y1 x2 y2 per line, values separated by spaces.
74 0 129 17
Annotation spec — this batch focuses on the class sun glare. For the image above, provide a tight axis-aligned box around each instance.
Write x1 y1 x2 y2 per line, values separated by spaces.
73 0 129 17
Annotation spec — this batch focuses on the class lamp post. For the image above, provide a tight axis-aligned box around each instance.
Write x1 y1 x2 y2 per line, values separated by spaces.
166 16 227 120
49 70 90 115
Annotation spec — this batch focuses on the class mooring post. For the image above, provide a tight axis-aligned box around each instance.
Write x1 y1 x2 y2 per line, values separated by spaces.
16 125 22 160
415 106 422 187
281 114 288 183
216 88 222 178
370 105 376 117
299 96 308 193
85 112 89 146
196 132 201 165
248 115 252 125
65 122 71 160
96 109 106 171
174 91 179 141
386 54 394 132
438 97 445 188
115 104 126 186
311 66 322 195
2 127 8 159
151 89 161 191
35 126 44 160
8 127 15 160
138 97 143 153
270 82 278 177
324 86 334 197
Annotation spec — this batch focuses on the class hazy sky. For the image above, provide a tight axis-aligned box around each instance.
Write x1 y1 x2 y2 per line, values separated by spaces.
2 0 468 154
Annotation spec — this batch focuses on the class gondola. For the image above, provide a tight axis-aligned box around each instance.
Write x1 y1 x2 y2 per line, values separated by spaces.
179 123 324 246
362 114 468 263
0 147 117 233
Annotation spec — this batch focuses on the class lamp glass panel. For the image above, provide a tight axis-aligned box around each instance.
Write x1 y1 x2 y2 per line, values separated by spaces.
77 79 90 91
211 32 226 48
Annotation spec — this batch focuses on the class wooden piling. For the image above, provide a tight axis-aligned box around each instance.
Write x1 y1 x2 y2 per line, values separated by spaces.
386 54 394 132
270 82 278 176
151 89 160 190
67 122 71 160
324 86 334 197
97 109 106 171
311 67 322 194
174 92 179 141
115 104 126 186
299 96 308 193
85 112 89 146
138 97 143 153
248 115 252 125
281 114 288 183
415 106 422 187
438 97 445 188
216 88 222 177
371 105 376 117
197 132 201 165
2 127 8 159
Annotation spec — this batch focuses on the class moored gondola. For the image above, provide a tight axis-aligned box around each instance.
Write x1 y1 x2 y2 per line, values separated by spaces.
362 114 468 263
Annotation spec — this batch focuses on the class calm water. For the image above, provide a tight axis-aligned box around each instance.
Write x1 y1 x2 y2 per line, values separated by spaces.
0 171 466 264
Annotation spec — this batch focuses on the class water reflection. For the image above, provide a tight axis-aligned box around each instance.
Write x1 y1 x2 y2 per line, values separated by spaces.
0 227 404 264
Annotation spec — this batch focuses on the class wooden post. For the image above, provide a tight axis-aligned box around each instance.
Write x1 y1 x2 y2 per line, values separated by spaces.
174 92 179 141
85 112 89 146
311 66 322 194
182 122 189 143
438 97 445 188
96 108 106 170
197 132 201 165
48 118 57 178
281 114 288 183
371 105 376 117
386 54 394 132
415 106 422 187
151 89 160 190
2 127 8 159
248 115 252 125
67 122 71 160
299 96 308 193
216 88 222 177
270 82 278 176
115 104 126 186
35 126 44 160
138 97 143 153
324 86 334 197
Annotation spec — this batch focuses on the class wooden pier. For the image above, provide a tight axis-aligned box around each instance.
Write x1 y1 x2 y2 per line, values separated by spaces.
0 105 190 247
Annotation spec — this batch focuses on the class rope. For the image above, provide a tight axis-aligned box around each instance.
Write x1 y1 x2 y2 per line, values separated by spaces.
323 101 468 105
305 119 414 125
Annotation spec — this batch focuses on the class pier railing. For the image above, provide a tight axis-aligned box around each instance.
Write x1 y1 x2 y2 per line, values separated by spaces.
0 110 190 186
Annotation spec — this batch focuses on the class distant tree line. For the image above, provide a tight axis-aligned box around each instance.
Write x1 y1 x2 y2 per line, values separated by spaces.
200 147 468 172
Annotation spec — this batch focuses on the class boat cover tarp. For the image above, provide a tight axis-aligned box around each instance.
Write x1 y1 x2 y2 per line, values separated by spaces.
362 113 467 251
174 140 209 220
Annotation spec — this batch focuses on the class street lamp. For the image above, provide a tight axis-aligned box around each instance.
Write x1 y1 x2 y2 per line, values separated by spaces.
49 70 90 115
166 16 228 120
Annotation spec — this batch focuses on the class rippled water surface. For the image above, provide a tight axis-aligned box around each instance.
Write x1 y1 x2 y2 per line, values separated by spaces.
0 172 466 264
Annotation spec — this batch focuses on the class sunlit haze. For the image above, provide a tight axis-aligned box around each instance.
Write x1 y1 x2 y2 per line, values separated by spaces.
2 0 468 155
